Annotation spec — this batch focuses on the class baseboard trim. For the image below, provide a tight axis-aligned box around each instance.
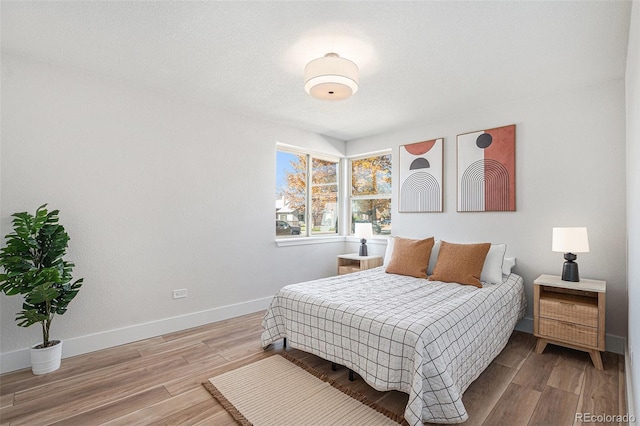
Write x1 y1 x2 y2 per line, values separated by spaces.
514 316 534 334
0 296 273 374
626 343 636 420
515 316 625 355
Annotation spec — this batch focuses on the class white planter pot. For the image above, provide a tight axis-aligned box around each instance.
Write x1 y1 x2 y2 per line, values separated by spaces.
30 340 62 375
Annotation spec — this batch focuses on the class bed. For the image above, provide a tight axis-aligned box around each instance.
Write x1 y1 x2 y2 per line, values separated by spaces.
261 258 526 425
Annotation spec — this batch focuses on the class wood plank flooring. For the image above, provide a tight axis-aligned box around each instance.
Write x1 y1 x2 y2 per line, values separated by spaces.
0 311 627 425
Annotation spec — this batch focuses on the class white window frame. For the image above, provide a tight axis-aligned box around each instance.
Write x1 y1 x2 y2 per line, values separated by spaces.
348 149 393 238
276 145 342 243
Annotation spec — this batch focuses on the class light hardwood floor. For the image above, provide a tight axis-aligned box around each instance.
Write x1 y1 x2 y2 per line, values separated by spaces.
0 311 627 425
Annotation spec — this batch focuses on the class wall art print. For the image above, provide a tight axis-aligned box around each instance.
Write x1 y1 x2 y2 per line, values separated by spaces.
457 124 516 212
399 138 443 212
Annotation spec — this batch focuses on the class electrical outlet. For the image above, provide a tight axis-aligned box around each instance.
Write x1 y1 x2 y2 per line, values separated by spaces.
173 289 187 299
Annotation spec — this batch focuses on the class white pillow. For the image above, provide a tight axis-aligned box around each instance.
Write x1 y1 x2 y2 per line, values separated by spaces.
427 239 441 275
383 236 395 267
503 257 516 275
480 244 507 284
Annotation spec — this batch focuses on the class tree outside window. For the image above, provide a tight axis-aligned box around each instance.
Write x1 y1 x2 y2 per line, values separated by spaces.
351 153 392 235
311 158 338 234
276 149 391 238
276 150 339 237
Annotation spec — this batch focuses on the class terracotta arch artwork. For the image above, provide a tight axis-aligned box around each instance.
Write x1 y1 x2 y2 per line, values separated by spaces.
457 124 516 212
399 138 444 212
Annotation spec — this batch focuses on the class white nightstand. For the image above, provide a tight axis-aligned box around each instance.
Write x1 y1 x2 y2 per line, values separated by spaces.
533 274 606 370
337 254 383 275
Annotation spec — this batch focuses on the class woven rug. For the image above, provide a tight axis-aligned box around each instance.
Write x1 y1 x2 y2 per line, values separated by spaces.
203 353 403 426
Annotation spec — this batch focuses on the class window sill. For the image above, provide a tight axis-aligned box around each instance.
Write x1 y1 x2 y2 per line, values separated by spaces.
275 236 346 247
275 235 390 248
345 236 389 245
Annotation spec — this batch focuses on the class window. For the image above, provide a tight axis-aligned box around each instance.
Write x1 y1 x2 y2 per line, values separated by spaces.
350 152 392 235
276 148 340 238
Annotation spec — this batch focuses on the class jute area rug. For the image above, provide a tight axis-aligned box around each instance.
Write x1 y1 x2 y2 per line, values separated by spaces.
203 353 403 426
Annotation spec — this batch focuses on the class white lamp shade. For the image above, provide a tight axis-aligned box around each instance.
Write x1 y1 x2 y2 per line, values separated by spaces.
354 222 373 239
552 227 590 253
304 53 359 100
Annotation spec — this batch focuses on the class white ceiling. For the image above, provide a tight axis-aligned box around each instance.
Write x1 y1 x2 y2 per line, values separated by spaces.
1 1 632 141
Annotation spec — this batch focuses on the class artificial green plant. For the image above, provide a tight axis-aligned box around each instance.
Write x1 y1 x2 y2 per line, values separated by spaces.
0 204 84 348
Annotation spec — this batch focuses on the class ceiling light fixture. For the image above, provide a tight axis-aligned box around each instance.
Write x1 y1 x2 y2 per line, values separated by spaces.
304 53 359 100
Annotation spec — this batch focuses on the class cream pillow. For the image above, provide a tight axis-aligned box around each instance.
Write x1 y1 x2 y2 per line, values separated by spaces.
385 237 435 278
383 236 395 267
503 257 516 275
480 244 507 284
428 241 491 288
427 239 441 275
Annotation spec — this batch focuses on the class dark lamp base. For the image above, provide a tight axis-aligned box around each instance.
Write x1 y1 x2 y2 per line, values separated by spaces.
359 238 368 257
561 257 580 282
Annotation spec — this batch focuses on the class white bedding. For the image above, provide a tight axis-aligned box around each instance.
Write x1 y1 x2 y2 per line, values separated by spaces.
261 267 526 425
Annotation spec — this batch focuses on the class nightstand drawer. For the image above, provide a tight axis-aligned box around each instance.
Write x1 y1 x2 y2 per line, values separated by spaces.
539 317 598 347
539 293 598 327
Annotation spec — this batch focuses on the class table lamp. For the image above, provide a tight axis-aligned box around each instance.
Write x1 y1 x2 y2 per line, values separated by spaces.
552 227 589 282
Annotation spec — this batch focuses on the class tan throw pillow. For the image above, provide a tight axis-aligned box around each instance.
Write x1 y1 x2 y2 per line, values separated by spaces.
428 241 491 288
385 237 435 278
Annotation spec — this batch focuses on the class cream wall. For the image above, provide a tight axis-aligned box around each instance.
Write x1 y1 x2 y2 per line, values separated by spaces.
625 0 639 417
0 53 347 372
346 79 628 347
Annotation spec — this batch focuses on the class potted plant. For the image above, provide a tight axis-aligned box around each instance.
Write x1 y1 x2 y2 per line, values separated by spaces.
0 204 84 374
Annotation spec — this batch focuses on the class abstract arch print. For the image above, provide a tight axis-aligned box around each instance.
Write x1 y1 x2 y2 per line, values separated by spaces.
457 125 516 212
399 138 444 212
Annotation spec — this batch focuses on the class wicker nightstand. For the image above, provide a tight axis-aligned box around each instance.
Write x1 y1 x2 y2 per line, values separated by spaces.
533 274 606 370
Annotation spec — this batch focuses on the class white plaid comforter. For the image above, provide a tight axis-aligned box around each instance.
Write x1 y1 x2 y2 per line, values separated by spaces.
261 267 526 425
